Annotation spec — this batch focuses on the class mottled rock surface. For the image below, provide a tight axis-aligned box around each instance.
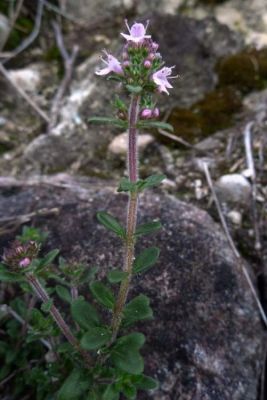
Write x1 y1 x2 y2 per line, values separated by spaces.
0 174 264 400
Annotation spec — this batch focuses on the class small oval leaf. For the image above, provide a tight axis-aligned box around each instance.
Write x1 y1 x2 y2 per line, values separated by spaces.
133 248 160 275
135 221 161 236
107 270 128 283
96 212 125 238
71 298 100 329
55 285 72 303
81 327 111 350
90 282 115 309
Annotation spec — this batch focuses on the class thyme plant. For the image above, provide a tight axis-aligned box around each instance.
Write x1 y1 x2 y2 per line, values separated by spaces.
1 20 175 400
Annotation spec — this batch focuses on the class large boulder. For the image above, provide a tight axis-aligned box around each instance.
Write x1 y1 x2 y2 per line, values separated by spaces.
0 174 264 399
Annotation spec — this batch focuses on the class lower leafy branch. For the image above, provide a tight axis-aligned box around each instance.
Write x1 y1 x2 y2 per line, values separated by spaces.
1 231 159 399
0 174 162 399
26 273 92 367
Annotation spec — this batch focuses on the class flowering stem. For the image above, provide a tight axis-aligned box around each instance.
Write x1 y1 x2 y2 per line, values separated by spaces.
26 274 92 366
111 95 140 342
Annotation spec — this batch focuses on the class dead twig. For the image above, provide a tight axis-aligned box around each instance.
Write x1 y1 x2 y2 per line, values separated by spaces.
0 63 50 123
48 21 79 131
0 207 59 236
0 0 25 53
243 122 261 251
44 0 85 26
203 161 267 328
158 128 195 149
1 0 44 63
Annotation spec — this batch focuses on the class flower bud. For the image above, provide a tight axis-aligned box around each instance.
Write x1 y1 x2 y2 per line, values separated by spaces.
144 60 152 69
153 107 160 118
141 109 153 119
147 53 155 61
123 60 130 68
2 240 40 271
152 42 159 51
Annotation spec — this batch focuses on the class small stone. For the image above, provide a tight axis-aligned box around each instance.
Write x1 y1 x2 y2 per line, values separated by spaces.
246 31 267 49
8 66 42 93
242 168 254 179
227 210 242 225
161 178 176 190
215 6 247 32
215 174 251 206
108 132 154 155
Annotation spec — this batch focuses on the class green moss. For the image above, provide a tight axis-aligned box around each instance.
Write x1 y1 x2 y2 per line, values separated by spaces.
216 49 267 93
3 16 34 51
165 87 242 145
163 48 267 147
43 45 61 62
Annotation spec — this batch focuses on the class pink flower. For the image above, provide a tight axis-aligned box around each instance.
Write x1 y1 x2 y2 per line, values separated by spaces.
96 51 123 76
121 20 151 43
152 66 176 95
19 257 31 268
141 109 153 119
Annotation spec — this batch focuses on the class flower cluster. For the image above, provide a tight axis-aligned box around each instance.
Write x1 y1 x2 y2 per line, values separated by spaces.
96 20 177 114
3 240 40 271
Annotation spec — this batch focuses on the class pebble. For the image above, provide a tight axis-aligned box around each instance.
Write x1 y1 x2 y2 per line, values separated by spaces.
227 210 242 225
108 132 154 155
215 174 251 206
8 66 42 93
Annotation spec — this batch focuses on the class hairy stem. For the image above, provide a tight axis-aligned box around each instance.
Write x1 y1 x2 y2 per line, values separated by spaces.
111 95 140 342
27 274 92 366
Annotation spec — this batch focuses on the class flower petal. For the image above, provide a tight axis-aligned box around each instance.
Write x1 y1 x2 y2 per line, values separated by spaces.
95 67 111 76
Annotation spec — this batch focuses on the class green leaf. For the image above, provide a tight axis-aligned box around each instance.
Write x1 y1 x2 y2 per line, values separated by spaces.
103 384 120 400
137 120 173 132
55 285 72 303
81 327 111 350
57 369 89 400
17 226 48 244
134 375 159 390
126 85 143 94
114 95 127 112
117 177 136 193
107 75 122 82
38 249 60 268
111 333 145 374
88 116 127 128
71 298 100 329
135 221 161 236
90 282 115 309
107 270 128 284
122 383 137 399
115 332 145 348
0 265 22 282
118 175 166 193
141 174 166 190
41 299 53 313
123 295 153 327
133 247 160 275
97 212 126 238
